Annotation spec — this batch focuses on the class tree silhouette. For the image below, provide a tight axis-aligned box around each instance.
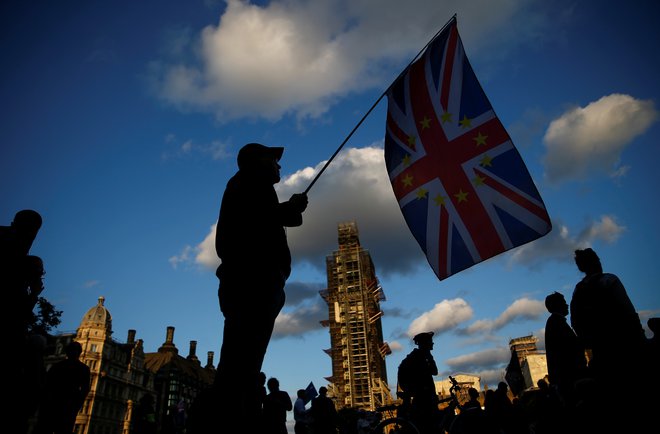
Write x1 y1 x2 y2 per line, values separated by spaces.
27 296 62 334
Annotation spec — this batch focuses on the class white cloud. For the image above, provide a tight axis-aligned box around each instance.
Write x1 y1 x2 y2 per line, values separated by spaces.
474 368 507 387
388 340 404 352
161 135 232 161
151 0 551 121
273 303 325 338
184 146 427 275
543 94 658 183
284 281 324 305
169 224 219 270
461 298 545 335
169 245 194 269
181 146 625 277
281 146 429 275
444 347 510 372
407 298 474 337
508 215 625 268
194 224 219 268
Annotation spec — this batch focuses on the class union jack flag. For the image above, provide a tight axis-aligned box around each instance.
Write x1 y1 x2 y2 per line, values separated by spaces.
384 17 551 281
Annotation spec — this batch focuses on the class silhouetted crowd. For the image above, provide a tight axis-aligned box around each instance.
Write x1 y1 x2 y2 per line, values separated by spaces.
2 210 91 434
5 202 658 434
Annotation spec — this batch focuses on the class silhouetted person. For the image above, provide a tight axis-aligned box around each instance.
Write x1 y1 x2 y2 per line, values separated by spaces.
257 371 268 430
570 249 646 374
213 143 308 424
526 379 562 434
294 389 311 434
0 209 42 260
262 377 292 434
36 341 90 434
1 211 44 434
483 389 498 427
311 386 337 434
488 382 516 434
293 389 310 434
449 387 495 434
397 332 440 434
1 210 43 344
570 248 648 431
544 291 588 408
22 255 45 319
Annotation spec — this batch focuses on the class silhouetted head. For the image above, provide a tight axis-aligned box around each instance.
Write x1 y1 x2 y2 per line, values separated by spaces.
537 378 548 390
297 389 306 399
259 371 266 385
413 331 434 350
237 142 283 183
468 387 479 401
319 386 327 396
574 248 602 275
497 382 508 393
65 341 83 359
11 209 42 241
267 377 280 392
545 291 568 316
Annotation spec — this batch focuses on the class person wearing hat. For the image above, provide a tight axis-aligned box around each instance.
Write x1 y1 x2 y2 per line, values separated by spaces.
544 291 587 408
397 331 440 434
212 143 308 426
570 248 645 382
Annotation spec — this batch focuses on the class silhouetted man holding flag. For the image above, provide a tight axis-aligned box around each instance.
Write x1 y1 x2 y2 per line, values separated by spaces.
213 143 308 425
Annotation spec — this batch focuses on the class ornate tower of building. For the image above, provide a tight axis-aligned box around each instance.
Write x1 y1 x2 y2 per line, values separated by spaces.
69 296 152 434
320 222 391 410
505 335 545 395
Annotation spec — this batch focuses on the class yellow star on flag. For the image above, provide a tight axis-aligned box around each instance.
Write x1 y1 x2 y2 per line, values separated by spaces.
454 189 468 203
441 112 453 123
459 115 472 129
402 154 411 166
416 188 428 199
472 175 485 186
480 155 493 167
402 174 413 187
419 116 431 130
473 132 487 146
433 194 446 206
407 135 416 147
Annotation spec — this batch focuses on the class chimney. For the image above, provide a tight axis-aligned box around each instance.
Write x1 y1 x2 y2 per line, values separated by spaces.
158 326 178 354
187 341 199 363
127 329 136 345
206 351 215 369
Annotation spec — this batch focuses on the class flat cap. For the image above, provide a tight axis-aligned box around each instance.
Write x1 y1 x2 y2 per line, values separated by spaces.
237 142 284 169
413 331 434 344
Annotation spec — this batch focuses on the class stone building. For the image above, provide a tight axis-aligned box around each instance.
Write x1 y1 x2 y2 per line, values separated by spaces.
144 326 216 430
42 296 154 434
521 353 548 389
505 335 548 394
39 296 215 434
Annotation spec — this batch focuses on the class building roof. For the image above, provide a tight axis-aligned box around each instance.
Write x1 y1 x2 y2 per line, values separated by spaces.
79 296 112 335
144 327 215 385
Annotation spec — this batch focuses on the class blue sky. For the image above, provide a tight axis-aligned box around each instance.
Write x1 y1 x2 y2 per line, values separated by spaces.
2 0 659 405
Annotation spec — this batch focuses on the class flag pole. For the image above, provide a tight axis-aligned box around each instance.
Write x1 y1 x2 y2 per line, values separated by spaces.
303 14 457 195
